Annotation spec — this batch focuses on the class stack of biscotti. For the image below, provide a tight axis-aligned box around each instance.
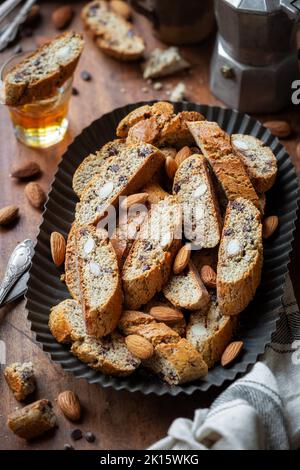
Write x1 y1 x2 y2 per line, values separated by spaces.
4 31 84 106
49 299 140 376
48 103 277 385
81 0 145 61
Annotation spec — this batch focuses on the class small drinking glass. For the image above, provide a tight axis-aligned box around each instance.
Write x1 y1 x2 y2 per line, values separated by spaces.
0 52 73 148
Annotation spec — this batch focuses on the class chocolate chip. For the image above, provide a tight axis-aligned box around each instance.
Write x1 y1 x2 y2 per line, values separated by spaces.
127 30 135 38
232 200 243 212
13 44 23 54
85 432 96 443
70 428 82 441
243 225 251 233
142 265 150 272
89 5 100 16
173 183 181 194
107 164 120 173
118 175 127 184
81 70 92 81
72 87 79 96
137 146 152 158
224 228 234 236
107 146 117 156
143 241 153 251
64 444 74 450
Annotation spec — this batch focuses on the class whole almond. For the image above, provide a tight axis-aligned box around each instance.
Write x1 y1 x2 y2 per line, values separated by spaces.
161 147 177 159
121 192 149 210
264 120 291 138
111 0 132 20
165 156 178 179
173 244 191 274
200 265 217 289
25 182 46 209
57 390 81 421
50 232 66 266
11 161 41 180
221 341 243 367
149 306 183 323
52 5 74 30
175 146 193 167
262 215 279 239
0 205 19 226
125 335 154 360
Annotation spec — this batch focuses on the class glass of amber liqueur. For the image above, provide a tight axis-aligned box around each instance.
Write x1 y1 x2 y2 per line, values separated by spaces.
0 52 72 148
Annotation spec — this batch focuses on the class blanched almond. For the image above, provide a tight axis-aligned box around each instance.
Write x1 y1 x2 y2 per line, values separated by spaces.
173 244 191 274
125 334 153 360
149 306 183 322
221 341 243 367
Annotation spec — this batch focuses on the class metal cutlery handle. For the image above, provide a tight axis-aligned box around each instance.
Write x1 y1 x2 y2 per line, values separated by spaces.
0 0 23 24
0 0 36 51
0 239 34 305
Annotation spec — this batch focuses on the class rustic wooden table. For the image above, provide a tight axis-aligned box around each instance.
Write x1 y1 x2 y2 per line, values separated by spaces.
0 1 299 451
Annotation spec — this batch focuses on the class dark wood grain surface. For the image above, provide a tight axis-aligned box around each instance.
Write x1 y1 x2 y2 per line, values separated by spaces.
0 1 299 450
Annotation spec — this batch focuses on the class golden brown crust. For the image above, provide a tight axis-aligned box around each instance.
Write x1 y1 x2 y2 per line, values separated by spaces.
4 363 36 401
141 180 168 205
48 298 85 343
157 111 205 148
118 310 156 334
4 32 83 106
65 223 81 302
7 399 57 440
124 322 180 346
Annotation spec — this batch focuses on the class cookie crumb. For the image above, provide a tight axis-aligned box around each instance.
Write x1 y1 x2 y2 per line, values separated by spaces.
169 82 186 102
153 82 163 91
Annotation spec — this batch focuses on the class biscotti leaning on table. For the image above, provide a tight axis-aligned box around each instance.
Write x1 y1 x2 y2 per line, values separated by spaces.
81 0 145 61
48 102 278 386
3 31 84 106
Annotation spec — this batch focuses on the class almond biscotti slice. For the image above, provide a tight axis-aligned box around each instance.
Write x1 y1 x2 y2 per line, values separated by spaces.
163 261 210 311
72 139 126 198
157 111 205 149
118 310 156 334
4 32 84 106
71 333 140 376
141 180 169 205
187 121 260 209
82 1 145 61
65 223 81 301
173 154 222 247
217 198 263 316
186 295 236 368
144 338 208 385
122 196 182 309
122 322 180 346
231 134 277 193
75 143 165 226
76 225 122 337
116 102 174 138
49 299 86 344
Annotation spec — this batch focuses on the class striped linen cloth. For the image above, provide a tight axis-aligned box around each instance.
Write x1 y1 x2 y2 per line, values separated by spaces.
150 275 300 450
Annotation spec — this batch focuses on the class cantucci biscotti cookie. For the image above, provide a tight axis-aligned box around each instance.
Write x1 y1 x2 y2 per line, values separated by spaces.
217 198 263 316
141 180 168 205
76 225 122 337
4 32 84 106
163 261 210 311
71 332 140 376
49 298 85 344
72 139 126 197
4 362 36 402
186 295 236 368
187 121 260 209
64 223 81 301
144 338 208 385
75 143 165 226
231 134 277 193
122 196 182 309
116 102 174 138
157 111 205 149
173 154 222 247
118 310 156 334
122 322 180 346
82 1 145 61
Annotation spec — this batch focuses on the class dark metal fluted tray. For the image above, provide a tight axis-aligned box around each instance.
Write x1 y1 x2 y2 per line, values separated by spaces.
25 102 299 396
